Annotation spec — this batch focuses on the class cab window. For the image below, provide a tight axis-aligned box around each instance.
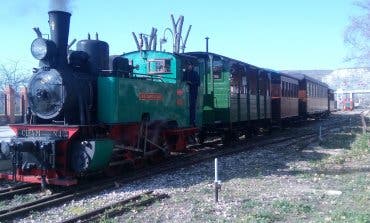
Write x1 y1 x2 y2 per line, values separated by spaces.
147 59 171 74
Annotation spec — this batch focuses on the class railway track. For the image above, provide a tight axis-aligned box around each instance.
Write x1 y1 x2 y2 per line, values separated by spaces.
61 191 169 223
0 115 351 222
0 183 40 200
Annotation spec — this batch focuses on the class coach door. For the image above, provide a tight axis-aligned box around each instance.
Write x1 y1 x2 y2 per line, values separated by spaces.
209 55 230 124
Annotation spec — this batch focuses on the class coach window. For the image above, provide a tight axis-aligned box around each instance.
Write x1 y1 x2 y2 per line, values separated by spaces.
313 84 315 97
307 83 310 97
295 85 298 97
322 87 324 97
259 73 267 96
212 57 223 80
317 86 320 97
249 69 257 95
306 83 309 97
311 84 314 97
285 82 289 97
266 75 270 96
230 68 239 94
242 76 247 94
286 82 290 97
286 82 289 97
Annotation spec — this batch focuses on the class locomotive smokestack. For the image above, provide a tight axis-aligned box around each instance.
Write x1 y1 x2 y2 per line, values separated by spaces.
48 10 71 68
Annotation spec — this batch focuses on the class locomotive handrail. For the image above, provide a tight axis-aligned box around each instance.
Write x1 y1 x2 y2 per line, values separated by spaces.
132 72 176 82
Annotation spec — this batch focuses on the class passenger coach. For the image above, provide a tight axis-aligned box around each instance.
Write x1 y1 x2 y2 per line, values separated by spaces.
299 75 330 117
270 71 301 124
186 52 272 139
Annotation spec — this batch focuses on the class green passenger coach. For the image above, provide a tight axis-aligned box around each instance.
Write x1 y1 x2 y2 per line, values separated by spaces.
185 52 272 138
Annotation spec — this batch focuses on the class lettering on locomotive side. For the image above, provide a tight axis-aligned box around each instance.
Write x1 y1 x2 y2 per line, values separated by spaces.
138 93 163 101
17 129 69 138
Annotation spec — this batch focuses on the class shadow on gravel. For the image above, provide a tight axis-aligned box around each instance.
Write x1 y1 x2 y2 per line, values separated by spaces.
170 112 364 188
212 113 364 183
284 167 370 176
320 133 357 150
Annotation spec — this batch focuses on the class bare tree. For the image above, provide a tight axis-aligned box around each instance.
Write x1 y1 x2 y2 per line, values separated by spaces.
344 0 370 65
0 60 30 91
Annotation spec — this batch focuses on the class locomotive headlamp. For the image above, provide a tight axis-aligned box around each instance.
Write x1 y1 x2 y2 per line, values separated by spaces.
31 38 56 60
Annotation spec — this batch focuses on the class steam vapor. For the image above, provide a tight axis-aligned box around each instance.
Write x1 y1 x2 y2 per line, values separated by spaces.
49 0 71 12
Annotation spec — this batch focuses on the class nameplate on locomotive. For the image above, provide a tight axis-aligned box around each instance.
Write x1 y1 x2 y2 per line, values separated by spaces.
138 93 163 101
17 129 69 138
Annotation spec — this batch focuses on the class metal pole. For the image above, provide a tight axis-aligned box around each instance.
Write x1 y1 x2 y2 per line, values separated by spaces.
319 125 323 142
215 158 218 182
205 37 209 53
214 158 221 203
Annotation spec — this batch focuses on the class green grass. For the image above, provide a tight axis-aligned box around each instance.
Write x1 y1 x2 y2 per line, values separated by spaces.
247 211 281 223
241 199 260 209
312 132 369 170
67 205 87 216
327 210 370 223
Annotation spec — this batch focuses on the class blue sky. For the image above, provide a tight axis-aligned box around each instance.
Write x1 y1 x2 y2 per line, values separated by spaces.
0 0 361 71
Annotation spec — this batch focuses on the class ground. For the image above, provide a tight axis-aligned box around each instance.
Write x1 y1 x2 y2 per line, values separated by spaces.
0 112 369 223
113 112 369 223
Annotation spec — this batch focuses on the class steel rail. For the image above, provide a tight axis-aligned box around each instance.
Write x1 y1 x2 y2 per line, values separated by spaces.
0 184 40 200
61 191 169 223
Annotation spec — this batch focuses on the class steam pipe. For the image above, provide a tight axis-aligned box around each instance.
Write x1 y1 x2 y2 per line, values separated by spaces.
33 27 42 38
132 32 140 50
182 25 192 53
67 38 76 50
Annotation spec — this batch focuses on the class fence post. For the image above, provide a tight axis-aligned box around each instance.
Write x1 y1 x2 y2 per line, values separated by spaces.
4 92 7 116
361 111 369 134
5 85 15 124
20 86 28 123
